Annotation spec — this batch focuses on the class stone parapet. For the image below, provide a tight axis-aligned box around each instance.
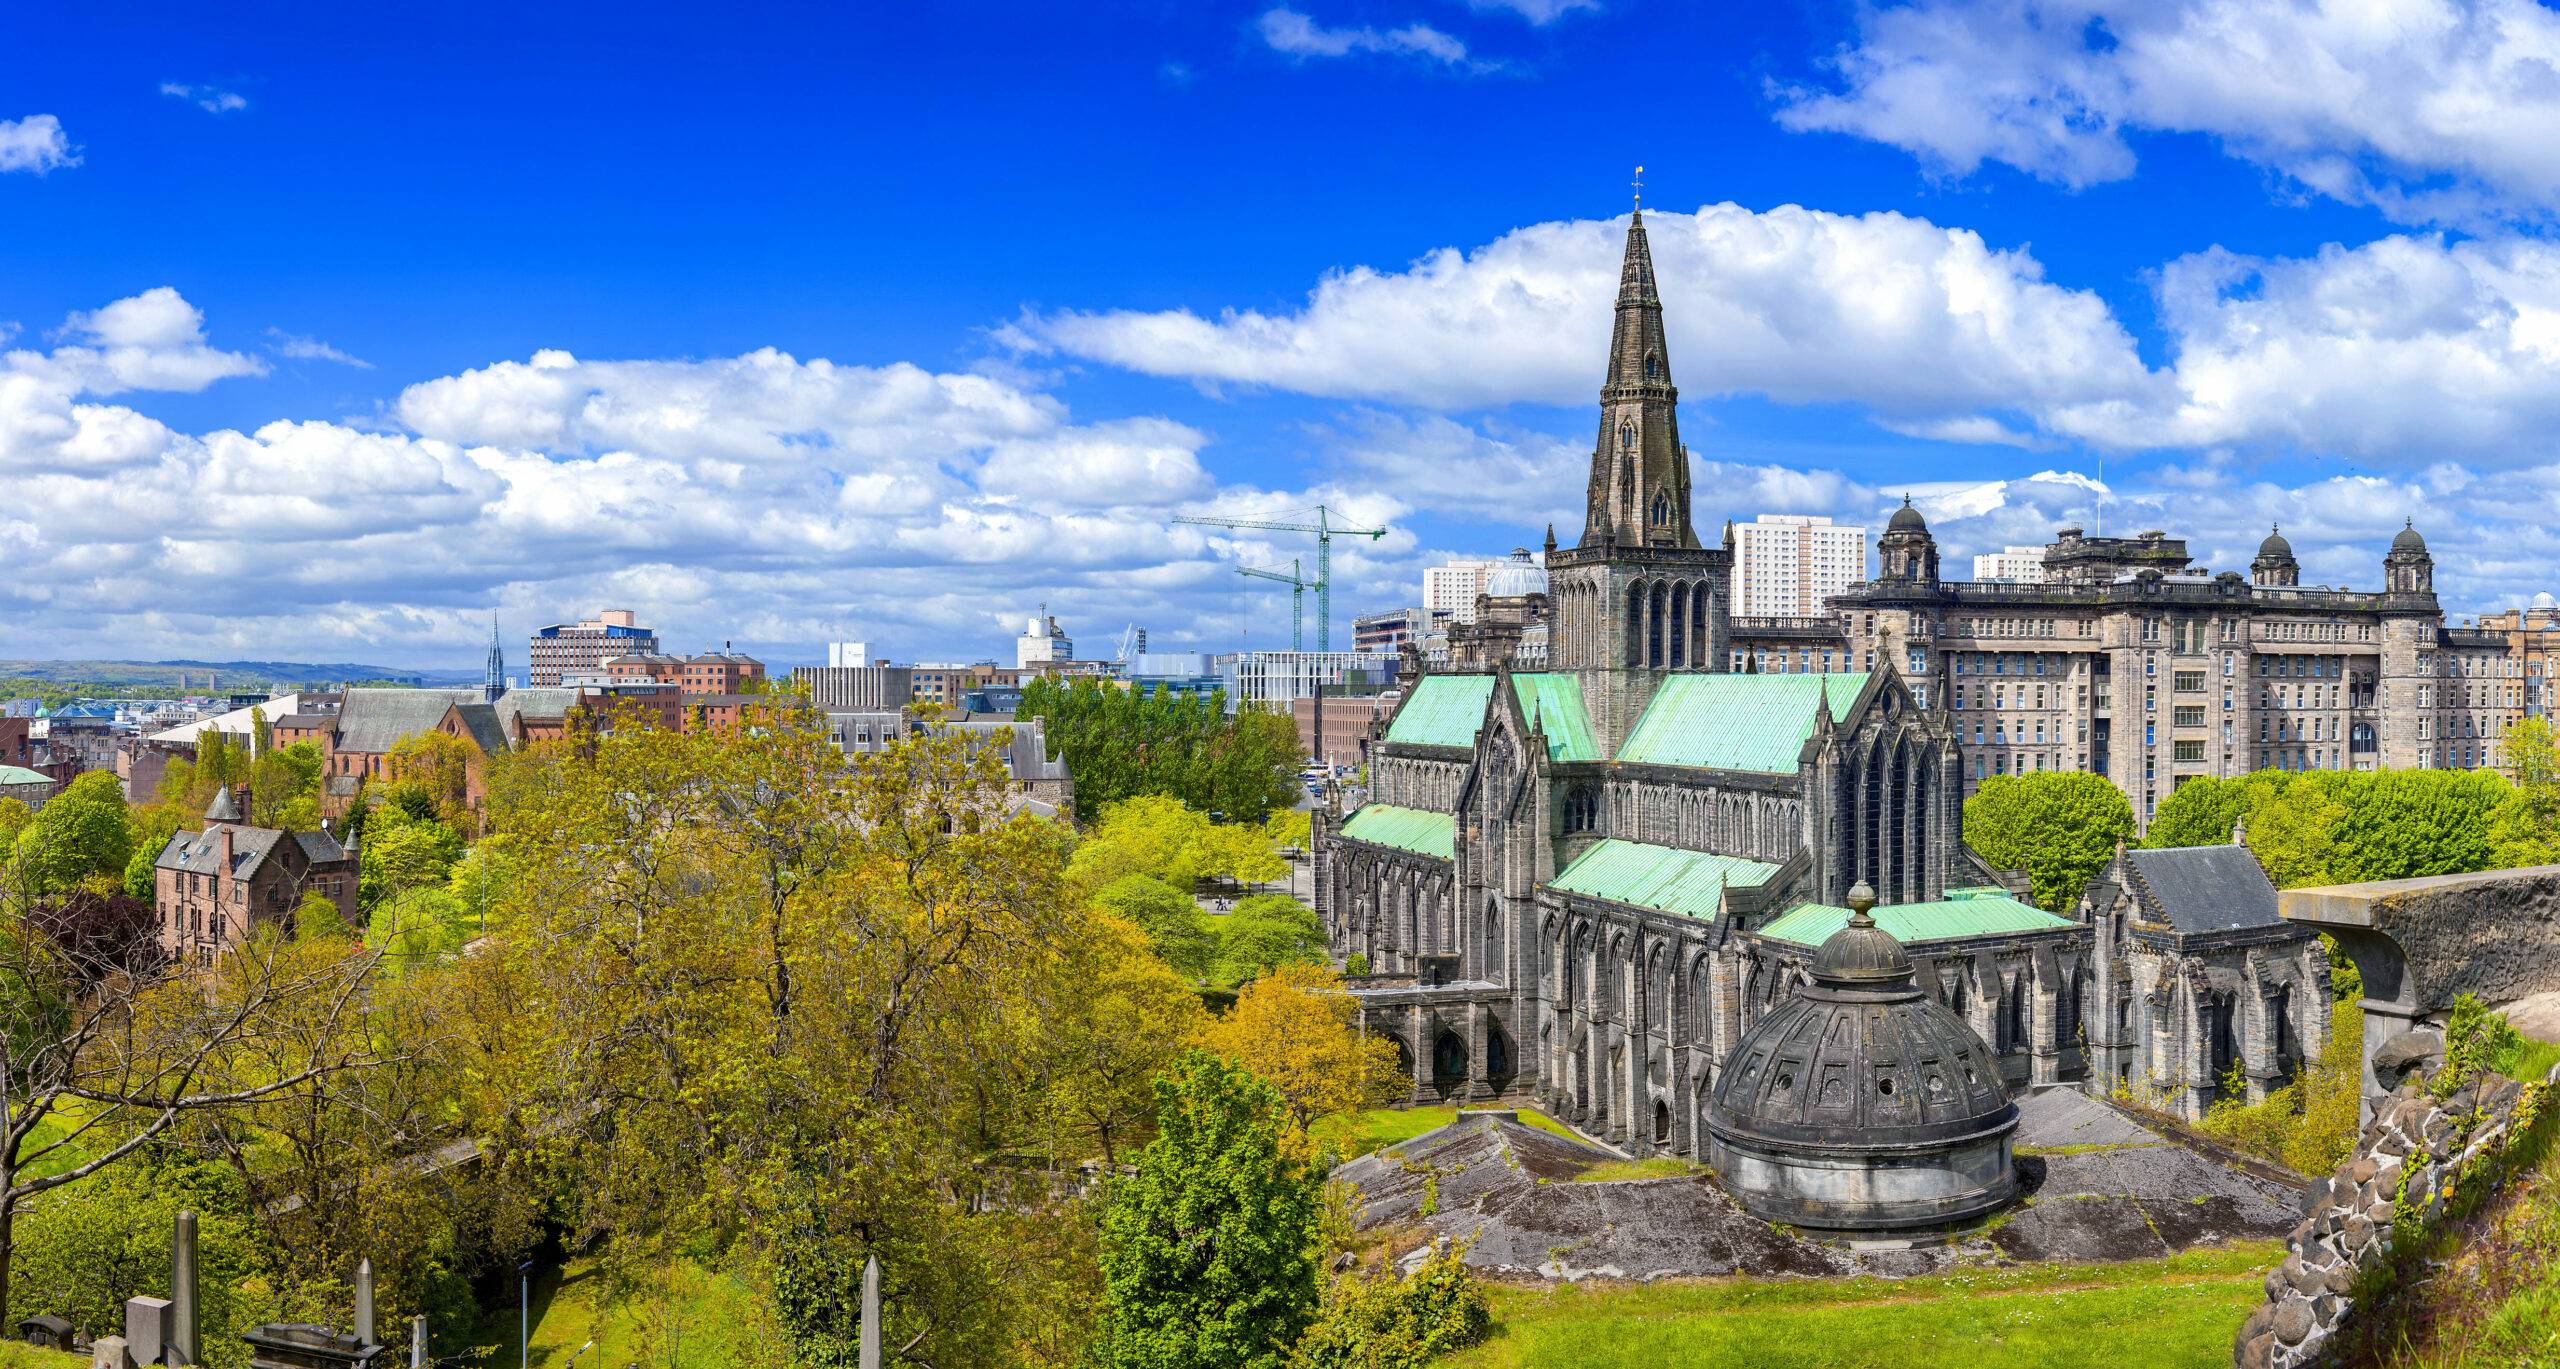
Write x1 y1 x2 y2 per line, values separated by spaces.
2233 1065 2552 1369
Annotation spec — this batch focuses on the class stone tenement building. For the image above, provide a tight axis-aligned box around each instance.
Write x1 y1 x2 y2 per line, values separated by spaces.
1811 516 2520 826
1313 210 2327 1158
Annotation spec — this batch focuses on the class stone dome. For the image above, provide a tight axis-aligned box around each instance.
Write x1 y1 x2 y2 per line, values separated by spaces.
1484 546 1549 598
2392 521 2428 553
1704 888 2019 1234
2257 524 2293 559
1886 496 1928 533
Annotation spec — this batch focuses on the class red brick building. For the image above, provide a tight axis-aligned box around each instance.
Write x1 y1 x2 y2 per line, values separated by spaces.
152 785 358 962
608 651 765 696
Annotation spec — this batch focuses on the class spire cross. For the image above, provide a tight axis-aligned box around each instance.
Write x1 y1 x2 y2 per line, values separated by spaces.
1631 165 1643 210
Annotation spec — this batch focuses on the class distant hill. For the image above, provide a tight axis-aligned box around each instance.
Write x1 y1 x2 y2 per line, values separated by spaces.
0 659 482 690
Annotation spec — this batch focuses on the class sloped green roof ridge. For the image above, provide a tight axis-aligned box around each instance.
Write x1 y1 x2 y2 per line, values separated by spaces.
1756 893 2074 947
1509 673 1600 762
1616 672 1870 773
1383 675 1497 749
1338 804 1456 859
1549 839 1781 920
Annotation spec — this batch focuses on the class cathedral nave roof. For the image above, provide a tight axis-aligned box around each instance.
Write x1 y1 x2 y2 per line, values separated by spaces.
1337 804 1456 859
1618 672 1872 773
1757 887 2073 946
1549 838 1780 920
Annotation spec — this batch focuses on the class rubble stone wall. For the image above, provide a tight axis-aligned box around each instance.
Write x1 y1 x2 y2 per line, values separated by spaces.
2233 1067 2552 1368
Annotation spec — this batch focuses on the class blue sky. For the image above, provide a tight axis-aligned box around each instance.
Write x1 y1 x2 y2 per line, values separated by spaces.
8 0 2560 668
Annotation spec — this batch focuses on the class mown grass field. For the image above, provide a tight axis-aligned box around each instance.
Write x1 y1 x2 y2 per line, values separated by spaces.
1436 1244 2280 1369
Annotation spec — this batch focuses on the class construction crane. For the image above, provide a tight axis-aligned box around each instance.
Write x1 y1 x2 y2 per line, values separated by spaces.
1170 504 1387 652
1237 560 1309 651
1114 623 1144 662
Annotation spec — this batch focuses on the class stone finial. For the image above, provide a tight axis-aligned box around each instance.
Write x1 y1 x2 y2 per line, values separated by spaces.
1846 879 1878 922
2232 814 2249 846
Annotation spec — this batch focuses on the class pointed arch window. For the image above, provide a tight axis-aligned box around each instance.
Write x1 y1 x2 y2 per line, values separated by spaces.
1651 492 1671 525
1619 421 1636 452
1644 352 1658 380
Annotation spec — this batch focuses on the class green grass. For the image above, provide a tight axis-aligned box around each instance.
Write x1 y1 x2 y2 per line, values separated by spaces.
1436 1244 2281 1369
1571 1156 1710 1182
1328 1104 1586 1160
460 1254 761 1369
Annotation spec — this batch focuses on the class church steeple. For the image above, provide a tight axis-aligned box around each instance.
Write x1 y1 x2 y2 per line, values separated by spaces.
1581 209 1698 551
484 614 506 702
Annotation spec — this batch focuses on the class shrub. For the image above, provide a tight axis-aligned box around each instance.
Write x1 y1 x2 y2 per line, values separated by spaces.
1286 1240 1490 1369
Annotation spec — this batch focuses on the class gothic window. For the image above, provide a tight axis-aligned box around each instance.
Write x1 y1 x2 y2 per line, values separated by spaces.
1645 352 1658 380
1619 421 1635 451
1651 493 1671 525
1562 786 1599 832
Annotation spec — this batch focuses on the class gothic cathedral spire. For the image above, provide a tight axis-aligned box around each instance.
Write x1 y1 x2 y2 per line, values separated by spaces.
1580 209 1699 551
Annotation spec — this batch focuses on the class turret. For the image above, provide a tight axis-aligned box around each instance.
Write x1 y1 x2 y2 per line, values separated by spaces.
2385 520 2434 596
2250 524 2299 588
1877 496 1940 584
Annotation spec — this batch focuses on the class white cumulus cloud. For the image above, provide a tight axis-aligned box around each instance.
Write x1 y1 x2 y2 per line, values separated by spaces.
1773 0 2560 224
0 115 76 174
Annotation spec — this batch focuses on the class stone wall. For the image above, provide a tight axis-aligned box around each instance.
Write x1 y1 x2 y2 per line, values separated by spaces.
2232 1066 2553 1368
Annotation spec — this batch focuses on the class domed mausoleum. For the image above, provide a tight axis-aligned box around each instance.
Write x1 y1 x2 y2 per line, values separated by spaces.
1704 883 2019 1235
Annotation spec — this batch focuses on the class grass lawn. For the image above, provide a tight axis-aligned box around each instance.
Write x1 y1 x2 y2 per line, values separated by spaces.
1327 1104 1588 1160
459 1253 761 1369
1437 1243 2280 1369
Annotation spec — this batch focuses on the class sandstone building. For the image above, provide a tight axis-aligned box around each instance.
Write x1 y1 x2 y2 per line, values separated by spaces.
1313 211 2329 1153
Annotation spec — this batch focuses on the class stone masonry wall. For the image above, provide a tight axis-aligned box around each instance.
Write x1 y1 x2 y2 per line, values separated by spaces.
2233 1066 2554 1368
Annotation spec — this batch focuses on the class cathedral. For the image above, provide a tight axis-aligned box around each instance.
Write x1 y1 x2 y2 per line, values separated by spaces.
1311 210 2330 1156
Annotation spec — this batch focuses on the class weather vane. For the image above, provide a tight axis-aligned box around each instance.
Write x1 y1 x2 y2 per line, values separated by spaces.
1632 165 1643 210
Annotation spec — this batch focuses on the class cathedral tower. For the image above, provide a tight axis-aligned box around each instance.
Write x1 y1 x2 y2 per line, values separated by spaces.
1581 210 1699 551
1548 208 1733 753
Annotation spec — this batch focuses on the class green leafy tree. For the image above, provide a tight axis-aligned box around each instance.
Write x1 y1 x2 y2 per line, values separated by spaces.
1285 1240 1490 1369
1096 875 1217 979
15 772 137 894
1961 772 2134 911
1098 1052 1323 1369
1018 679 1300 822
2142 776 2250 849
1217 896 1325 981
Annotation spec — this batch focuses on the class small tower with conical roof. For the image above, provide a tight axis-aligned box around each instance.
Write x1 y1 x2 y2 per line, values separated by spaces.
1877 496 1940 584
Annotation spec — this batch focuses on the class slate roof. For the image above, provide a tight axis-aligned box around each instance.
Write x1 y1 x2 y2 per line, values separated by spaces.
1383 676 1497 749
1508 673 1600 762
1549 839 1780 920
157 820 353 879
1616 673 1870 773
1757 888 2075 947
2120 844 2283 934
329 688 577 754
1338 804 1456 859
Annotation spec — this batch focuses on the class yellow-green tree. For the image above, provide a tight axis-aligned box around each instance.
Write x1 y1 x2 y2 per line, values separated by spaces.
1961 772 2135 911
1195 962 1401 1142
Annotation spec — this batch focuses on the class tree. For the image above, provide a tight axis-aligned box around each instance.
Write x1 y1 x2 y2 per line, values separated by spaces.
1193 822 1288 888
1961 772 2134 911
1095 875 1217 980
1092 795 1287 892
2490 719 2560 867
2143 776 2250 849
0 919 386 1321
1097 1052 1323 1369
1045 914 1211 1167
1018 680 1299 822
1263 809 1311 852
15 772 137 895
385 731 481 837
1216 896 1325 981
1194 963 1400 1140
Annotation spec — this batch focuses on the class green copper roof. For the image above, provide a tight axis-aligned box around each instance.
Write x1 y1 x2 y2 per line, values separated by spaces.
1756 892 2075 947
1338 804 1455 859
1510 673 1600 762
1548 840 1781 920
1615 672 1870 773
1383 675 1496 749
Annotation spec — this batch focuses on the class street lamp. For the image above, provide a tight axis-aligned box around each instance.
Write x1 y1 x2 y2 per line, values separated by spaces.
518 1260 535 1369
